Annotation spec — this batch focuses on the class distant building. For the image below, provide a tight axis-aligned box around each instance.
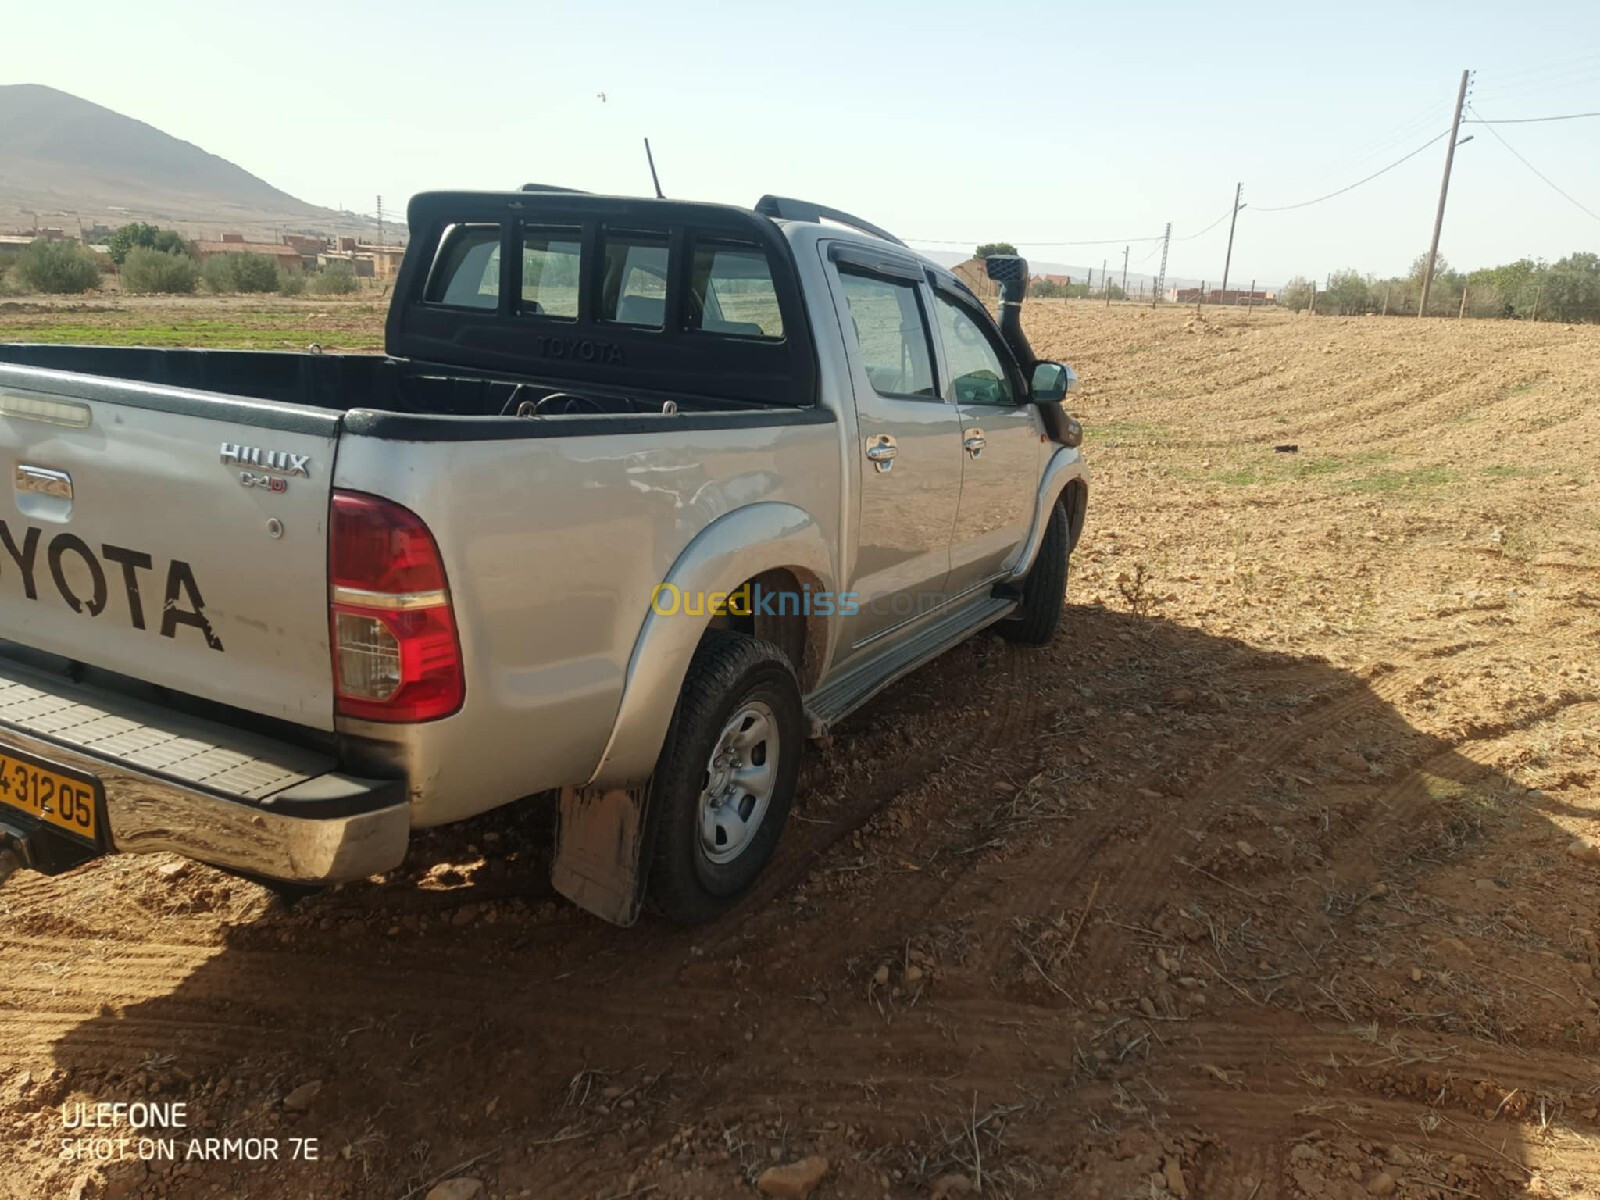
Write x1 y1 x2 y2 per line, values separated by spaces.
194 236 305 273
359 244 406 279
1168 286 1275 305
320 238 406 280
0 233 36 261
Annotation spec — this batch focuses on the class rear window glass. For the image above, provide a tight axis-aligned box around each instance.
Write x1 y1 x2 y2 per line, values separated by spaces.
520 228 581 318
602 233 669 327
837 270 936 399
425 224 500 309
688 243 784 339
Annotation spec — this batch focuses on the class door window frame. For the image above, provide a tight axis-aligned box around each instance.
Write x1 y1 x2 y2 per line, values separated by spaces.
927 275 1028 407
828 243 944 404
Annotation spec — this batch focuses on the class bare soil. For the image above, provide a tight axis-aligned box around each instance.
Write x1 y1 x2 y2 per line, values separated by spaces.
3 301 1599 1200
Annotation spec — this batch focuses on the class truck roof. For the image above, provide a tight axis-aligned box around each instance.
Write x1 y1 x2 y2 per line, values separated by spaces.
451 187 972 295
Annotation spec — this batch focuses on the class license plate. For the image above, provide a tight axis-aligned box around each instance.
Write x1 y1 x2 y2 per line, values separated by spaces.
0 746 101 842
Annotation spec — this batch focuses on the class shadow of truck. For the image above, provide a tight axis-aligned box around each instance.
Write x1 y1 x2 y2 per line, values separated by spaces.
8 601 1596 1199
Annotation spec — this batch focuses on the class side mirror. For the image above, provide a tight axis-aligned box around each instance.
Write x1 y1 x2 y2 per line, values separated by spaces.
1031 361 1078 403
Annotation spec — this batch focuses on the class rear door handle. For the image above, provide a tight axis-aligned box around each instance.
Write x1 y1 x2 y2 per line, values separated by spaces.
963 431 987 457
865 434 898 473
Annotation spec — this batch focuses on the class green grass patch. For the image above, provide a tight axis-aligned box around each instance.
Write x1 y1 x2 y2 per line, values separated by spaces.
1179 449 1397 488
1339 465 1456 494
1088 420 1172 445
0 317 381 350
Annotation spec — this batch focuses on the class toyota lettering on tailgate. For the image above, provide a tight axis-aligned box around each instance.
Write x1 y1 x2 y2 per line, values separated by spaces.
0 520 224 651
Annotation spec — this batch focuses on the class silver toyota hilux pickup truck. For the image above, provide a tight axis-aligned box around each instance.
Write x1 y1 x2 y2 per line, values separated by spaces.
0 189 1087 925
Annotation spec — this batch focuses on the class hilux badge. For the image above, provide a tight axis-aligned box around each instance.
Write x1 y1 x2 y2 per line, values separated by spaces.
220 442 311 478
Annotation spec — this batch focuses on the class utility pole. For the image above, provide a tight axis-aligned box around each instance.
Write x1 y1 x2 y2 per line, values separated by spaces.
1153 222 1171 307
376 195 384 247
1419 69 1472 317
1121 245 1129 295
1220 182 1244 297
1100 258 1107 296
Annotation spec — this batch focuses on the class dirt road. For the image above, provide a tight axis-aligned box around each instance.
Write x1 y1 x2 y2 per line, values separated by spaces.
3 303 1598 1200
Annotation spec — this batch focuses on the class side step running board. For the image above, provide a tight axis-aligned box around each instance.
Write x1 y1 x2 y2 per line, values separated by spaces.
803 595 1016 735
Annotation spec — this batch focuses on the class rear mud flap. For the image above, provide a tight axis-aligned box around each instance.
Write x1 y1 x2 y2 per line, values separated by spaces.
551 783 651 926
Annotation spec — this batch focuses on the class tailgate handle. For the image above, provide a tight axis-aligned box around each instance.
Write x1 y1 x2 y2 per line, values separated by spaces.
15 465 72 499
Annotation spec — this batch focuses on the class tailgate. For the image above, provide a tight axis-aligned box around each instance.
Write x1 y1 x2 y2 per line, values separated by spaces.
0 367 340 730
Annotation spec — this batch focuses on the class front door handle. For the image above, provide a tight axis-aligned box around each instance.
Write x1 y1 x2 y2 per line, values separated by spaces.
963 430 987 458
865 434 898 473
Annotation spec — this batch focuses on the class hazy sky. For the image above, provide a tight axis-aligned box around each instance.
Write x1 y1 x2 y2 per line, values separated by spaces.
7 0 1600 284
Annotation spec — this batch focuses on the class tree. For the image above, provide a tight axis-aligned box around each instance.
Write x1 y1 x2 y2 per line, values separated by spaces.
311 264 358 295
1408 252 1450 284
121 247 199 294
107 222 189 265
1540 251 1600 323
202 252 280 294
15 239 101 294
1279 275 1314 312
975 242 1018 259
1324 269 1372 315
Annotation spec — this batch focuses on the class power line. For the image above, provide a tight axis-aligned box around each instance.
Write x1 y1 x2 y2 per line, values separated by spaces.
1253 130 1451 212
1172 208 1233 241
1464 110 1600 124
1467 103 1600 224
1483 50 1600 85
903 233 1163 247
1327 103 1453 175
1472 67 1600 105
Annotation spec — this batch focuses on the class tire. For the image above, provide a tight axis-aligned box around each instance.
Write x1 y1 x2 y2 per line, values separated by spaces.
646 629 804 924
999 497 1070 646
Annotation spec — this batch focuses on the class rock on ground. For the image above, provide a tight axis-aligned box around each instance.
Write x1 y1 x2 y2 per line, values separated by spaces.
757 1155 830 1199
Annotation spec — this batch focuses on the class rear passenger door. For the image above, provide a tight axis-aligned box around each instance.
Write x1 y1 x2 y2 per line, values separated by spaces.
931 286 1041 597
826 248 964 651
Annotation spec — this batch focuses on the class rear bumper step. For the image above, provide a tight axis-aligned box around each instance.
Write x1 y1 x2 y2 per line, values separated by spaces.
0 660 409 885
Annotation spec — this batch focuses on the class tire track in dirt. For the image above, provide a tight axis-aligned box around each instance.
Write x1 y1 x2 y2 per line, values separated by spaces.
697 630 1054 958
967 664 1420 985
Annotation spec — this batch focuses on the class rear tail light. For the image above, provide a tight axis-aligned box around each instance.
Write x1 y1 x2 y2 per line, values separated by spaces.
329 490 464 722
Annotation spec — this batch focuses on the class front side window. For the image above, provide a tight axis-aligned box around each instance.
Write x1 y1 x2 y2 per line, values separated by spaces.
837 270 936 399
601 233 669 327
934 293 1015 405
688 243 784 339
424 224 500 309
520 228 581 318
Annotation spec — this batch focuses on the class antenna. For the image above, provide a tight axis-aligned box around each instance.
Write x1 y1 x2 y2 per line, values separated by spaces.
644 138 665 199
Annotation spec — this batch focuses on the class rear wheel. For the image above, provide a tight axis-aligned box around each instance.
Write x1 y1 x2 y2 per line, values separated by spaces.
999 497 1070 646
647 630 803 923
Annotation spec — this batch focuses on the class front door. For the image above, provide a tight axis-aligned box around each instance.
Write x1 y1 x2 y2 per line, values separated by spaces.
827 255 963 651
932 287 1041 598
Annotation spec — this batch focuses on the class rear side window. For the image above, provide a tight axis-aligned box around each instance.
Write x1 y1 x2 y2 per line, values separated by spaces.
601 233 669 327
688 243 784 339
425 224 500 309
837 271 936 399
520 228 581 318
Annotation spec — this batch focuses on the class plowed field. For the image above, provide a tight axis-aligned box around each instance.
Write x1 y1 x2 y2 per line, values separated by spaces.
3 300 1598 1200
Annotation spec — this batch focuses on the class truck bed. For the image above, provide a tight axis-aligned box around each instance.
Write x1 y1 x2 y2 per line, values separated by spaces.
0 343 802 420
